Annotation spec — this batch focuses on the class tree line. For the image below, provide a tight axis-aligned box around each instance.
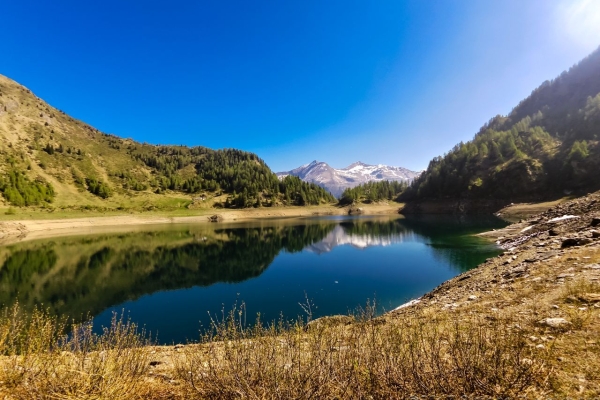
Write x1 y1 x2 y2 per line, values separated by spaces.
339 180 408 205
131 146 335 207
403 46 600 201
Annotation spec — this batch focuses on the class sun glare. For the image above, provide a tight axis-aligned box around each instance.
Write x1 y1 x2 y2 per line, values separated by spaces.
559 0 600 50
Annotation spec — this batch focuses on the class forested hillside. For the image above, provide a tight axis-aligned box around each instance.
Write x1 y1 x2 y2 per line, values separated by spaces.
338 180 408 205
403 46 600 201
0 75 334 210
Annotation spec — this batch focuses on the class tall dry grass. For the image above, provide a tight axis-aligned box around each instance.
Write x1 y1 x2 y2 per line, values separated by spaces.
173 303 550 399
0 304 150 399
0 302 551 399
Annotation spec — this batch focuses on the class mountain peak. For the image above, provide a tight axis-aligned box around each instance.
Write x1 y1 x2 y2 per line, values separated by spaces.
277 160 420 198
344 161 366 168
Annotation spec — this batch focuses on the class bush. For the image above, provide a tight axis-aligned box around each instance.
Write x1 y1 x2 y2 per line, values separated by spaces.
0 171 54 206
85 178 112 199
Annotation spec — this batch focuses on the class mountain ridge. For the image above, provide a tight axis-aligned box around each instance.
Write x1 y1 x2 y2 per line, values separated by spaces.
402 46 600 206
277 160 420 198
0 74 335 210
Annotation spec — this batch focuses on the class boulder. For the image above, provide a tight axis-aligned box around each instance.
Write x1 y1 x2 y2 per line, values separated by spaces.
348 207 364 215
306 315 355 330
208 214 223 223
561 238 579 248
538 318 570 329
578 293 600 303
561 237 593 248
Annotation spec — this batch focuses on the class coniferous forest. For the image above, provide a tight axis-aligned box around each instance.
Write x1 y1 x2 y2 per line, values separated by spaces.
403 47 600 202
338 180 408 205
130 146 335 207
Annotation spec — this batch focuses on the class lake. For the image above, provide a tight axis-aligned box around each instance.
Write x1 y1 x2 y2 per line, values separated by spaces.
0 215 506 344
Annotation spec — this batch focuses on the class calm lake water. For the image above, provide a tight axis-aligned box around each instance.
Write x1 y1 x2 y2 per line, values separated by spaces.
0 215 506 344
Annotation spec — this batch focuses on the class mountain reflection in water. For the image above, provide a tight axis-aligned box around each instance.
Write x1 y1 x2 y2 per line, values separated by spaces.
0 215 505 339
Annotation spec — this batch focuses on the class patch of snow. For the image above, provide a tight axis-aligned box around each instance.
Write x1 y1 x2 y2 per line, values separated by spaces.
394 298 421 311
548 215 579 223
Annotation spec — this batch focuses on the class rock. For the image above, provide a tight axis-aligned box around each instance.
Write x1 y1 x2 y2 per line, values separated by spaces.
538 317 571 329
467 295 477 301
591 230 600 238
578 238 593 246
549 229 560 236
208 214 223 223
561 238 579 248
583 263 600 269
556 274 575 279
591 217 600 227
577 293 600 303
306 315 354 330
149 361 163 366
348 207 364 215
503 265 527 279
565 296 579 303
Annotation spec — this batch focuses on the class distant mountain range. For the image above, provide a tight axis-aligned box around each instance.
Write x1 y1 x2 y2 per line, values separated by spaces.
305 225 415 254
277 160 420 197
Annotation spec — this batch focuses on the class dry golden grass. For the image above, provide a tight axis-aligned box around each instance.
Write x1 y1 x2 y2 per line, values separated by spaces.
0 302 553 399
0 305 152 399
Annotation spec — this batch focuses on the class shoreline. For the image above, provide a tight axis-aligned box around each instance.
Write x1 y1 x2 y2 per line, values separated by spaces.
0 203 403 244
0 198 567 245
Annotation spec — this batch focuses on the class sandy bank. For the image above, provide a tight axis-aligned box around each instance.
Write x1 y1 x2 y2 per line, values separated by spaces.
0 203 403 244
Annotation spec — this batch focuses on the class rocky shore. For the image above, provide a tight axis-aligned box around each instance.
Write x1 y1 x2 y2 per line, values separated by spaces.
388 190 600 395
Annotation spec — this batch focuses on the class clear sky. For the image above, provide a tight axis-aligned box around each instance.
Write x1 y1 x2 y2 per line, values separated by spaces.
1 1 599 172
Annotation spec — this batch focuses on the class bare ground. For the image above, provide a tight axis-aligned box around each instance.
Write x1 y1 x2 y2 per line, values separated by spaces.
0 202 403 245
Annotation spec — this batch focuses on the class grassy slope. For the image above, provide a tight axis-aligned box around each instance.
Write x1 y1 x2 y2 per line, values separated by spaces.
0 74 334 215
0 74 188 210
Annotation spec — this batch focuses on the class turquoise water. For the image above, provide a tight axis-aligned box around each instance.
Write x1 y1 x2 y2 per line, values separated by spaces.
0 215 505 344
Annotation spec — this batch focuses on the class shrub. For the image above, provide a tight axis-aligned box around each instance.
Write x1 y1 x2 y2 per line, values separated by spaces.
0 171 54 206
85 178 112 199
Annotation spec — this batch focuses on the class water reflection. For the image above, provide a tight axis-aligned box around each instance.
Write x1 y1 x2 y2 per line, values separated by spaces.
0 216 505 326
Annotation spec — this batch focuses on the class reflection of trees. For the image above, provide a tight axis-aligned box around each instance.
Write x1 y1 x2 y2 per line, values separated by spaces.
399 215 506 272
316 216 505 273
0 216 504 320
0 246 58 300
0 223 335 319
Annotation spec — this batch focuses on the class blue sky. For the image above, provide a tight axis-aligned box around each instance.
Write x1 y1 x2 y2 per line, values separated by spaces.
1 0 599 172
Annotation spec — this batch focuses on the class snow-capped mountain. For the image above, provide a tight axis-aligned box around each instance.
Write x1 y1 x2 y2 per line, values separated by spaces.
276 161 420 198
305 225 416 254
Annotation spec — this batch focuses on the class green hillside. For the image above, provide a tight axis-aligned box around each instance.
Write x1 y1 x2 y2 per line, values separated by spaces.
403 46 600 202
0 75 334 211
